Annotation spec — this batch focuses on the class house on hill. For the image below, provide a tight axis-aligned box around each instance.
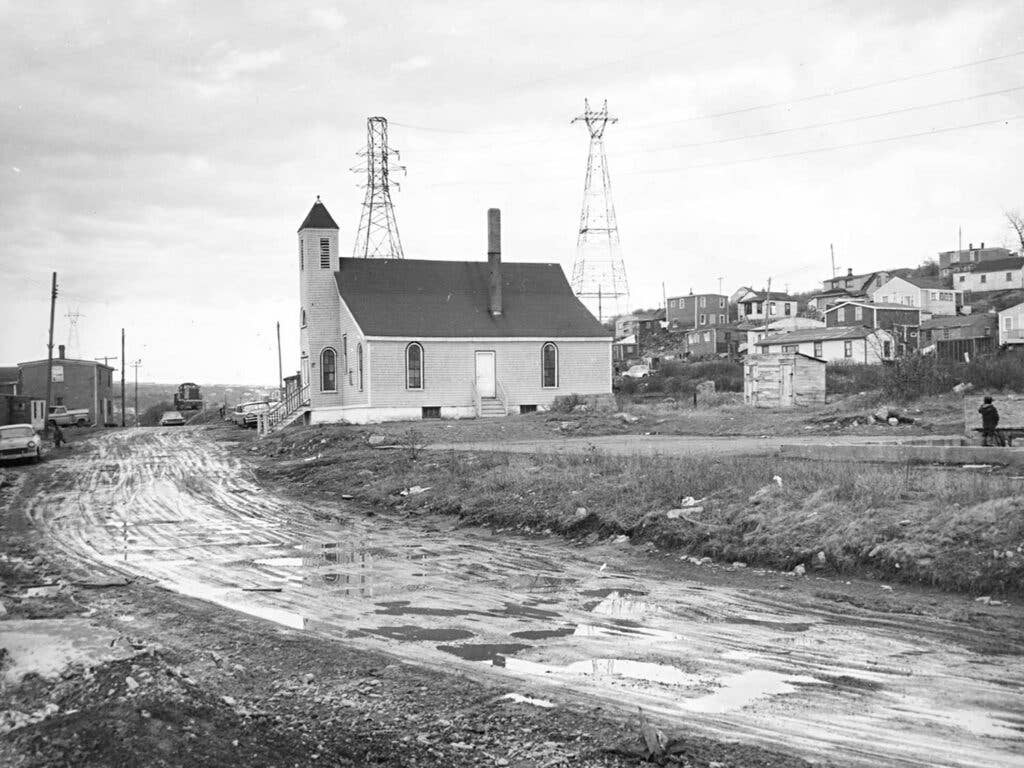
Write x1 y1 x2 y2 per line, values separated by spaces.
920 314 997 361
735 290 798 322
951 256 1024 295
824 300 921 355
999 302 1024 348
297 201 612 424
821 268 892 295
869 275 961 316
755 326 896 364
939 243 1014 277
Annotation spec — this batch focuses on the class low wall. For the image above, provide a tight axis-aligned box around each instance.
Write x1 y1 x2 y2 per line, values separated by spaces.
779 443 1024 468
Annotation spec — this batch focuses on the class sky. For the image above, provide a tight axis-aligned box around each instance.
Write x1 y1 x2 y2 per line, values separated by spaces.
2 0 1023 384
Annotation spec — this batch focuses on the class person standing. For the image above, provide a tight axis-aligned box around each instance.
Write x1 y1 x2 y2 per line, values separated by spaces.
979 396 1001 446
52 422 65 448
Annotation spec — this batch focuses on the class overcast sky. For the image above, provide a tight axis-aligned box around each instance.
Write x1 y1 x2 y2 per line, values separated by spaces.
2 1 1023 384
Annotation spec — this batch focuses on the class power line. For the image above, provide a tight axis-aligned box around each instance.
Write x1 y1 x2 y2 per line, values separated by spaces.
622 84 1024 155
626 49 1024 129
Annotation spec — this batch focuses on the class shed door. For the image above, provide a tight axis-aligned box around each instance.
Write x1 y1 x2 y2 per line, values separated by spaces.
475 351 496 398
31 400 47 430
780 361 794 406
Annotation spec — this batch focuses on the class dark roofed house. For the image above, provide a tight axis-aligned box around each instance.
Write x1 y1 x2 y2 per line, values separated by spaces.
0 367 19 396
296 201 611 424
951 255 1024 295
920 313 998 361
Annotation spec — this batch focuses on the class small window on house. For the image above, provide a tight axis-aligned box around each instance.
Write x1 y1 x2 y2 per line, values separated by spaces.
958 275 966 282
542 342 558 388
300 308 306 327
781 344 797 353
55 396 63 406
357 344 363 390
718 314 725 324
854 306 863 321
699 313 706 325
406 343 423 389
813 341 823 358
980 274 987 283
769 302 777 315
784 303 791 316
343 335 349 385
421 406 441 419
1004 317 1013 331
942 328 950 340
299 239 304 269
838 307 847 321
320 348 336 391
519 404 537 414
719 297 725 308
983 325 991 336
1007 272 1013 282
844 340 853 358
883 340 892 357
699 296 706 307
679 298 685 309
709 314 716 324
320 238 331 269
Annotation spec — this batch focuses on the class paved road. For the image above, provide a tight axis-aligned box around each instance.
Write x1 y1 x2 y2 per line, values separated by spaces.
425 433 922 457
21 428 1024 768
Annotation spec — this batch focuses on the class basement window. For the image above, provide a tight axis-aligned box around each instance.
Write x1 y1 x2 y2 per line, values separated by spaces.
421 406 441 419
519 404 537 414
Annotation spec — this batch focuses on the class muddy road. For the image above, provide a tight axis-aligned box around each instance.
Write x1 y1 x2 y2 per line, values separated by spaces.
18 428 1024 767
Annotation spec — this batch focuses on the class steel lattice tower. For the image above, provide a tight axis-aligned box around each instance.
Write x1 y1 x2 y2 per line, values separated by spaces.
352 117 406 258
570 99 629 322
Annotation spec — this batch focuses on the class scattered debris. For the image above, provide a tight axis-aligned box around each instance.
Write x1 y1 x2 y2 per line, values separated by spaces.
367 434 387 446
500 692 555 708
72 576 133 589
613 412 640 424
400 485 431 497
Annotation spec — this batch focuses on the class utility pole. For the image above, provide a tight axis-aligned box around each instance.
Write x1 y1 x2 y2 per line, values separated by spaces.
44 272 57 437
131 360 142 426
661 281 666 310
120 329 126 427
717 276 724 295
276 321 284 400
763 277 772 340
830 244 836 279
597 286 603 324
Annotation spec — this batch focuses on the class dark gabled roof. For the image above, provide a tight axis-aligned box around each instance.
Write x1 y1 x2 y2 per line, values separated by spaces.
0 366 18 382
757 326 874 345
921 314 996 330
18 357 114 370
891 275 949 290
334 258 610 338
963 256 1024 273
298 198 339 231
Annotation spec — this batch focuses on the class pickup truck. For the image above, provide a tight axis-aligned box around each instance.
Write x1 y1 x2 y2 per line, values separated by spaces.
962 394 1024 446
48 405 91 427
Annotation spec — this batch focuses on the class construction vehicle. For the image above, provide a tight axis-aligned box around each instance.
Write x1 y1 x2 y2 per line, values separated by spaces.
173 382 203 411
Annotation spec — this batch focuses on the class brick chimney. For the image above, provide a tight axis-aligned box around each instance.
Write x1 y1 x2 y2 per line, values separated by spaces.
487 208 502 317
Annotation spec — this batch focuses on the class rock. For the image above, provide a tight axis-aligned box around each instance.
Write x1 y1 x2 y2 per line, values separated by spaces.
367 434 386 446
302 673 315 684
868 544 884 558
341 494 354 500
816 551 827 563
571 403 589 413
613 412 640 424
125 676 139 691
698 556 714 566
613 534 630 544
221 695 237 706
875 405 898 421
731 562 747 569
888 417 900 426
792 564 806 576
975 595 992 604
573 507 589 520
558 421 580 432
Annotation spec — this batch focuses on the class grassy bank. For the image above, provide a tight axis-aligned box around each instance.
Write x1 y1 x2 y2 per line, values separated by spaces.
251 425 1024 595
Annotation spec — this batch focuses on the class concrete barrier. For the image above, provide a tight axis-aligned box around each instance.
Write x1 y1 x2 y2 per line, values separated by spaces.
778 443 1024 468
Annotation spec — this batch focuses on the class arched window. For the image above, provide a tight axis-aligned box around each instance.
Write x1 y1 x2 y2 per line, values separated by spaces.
300 308 306 327
320 348 336 391
406 343 423 390
357 344 364 391
542 342 558 388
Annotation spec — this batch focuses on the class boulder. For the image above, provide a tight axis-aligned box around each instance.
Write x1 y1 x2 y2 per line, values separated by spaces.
792 564 806 576
367 434 387 446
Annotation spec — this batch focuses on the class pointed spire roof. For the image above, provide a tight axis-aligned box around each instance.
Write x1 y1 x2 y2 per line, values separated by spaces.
298 196 339 231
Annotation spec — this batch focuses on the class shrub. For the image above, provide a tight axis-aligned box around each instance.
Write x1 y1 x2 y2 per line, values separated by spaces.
615 376 638 395
551 393 586 413
826 363 886 395
140 401 175 426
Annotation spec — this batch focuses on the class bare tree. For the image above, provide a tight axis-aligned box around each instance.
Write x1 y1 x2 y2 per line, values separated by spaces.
1006 209 1024 252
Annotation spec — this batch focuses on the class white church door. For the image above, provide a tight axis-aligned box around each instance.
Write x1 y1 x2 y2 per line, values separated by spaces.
474 351 496 398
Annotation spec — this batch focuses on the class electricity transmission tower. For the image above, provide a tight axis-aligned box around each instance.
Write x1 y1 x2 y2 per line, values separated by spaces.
571 99 629 322
65 308 84 356
351 117 406 259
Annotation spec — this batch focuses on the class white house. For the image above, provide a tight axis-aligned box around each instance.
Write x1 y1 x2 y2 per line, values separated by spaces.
735 290 799 322
998 302 1024 347
869 275 960 316
755 326 896 364
952 256 1024 294
297 201 612 424
739 317 825 353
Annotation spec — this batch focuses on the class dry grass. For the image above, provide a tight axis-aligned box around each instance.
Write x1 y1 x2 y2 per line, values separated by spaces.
252 425 1024 595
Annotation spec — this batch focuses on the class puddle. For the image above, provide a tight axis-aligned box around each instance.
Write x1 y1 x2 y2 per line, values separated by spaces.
499 656 698 686
1 619 130 685
680 670 820 713
22 585 63 598
375 605 475 617
724 616 813 633
511 627 577 640
579 587 647 598
437 643 532 661
252 557 304 567
491 602 561 620
365 625 475 642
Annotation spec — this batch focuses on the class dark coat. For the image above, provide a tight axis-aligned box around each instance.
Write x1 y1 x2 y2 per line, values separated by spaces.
979 403 1000 431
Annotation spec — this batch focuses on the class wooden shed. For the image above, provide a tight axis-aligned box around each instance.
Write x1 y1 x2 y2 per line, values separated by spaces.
743 353 825 408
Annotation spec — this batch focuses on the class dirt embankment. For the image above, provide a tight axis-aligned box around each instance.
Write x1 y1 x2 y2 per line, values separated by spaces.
245 423 1024 596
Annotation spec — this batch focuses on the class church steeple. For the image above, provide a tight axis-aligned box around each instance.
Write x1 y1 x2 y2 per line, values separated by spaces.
298 196 339 231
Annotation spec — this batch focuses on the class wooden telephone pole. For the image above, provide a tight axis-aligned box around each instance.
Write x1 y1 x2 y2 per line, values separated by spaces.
44 272 57 437
276 321 284 400
120 329 126 427
131 360 142 426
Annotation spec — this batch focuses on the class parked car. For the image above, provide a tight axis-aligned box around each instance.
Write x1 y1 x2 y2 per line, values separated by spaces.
230 401 273 428
622 364 651 379
0 424 43 463
47 405 90 427
159 411 186 426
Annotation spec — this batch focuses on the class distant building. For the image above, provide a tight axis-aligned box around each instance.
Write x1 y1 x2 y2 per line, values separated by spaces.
806 288 868 315
920 314 997 361
735 290 798 322
744 354 826 408
612 334 638 367
951 256 1024 294
756 326 896 364
821 268 893 295
0 367 18 395
17 346 116 425
665 293 730 331
869 275 960 316
615 309 665 339
682 323 741 358
739 317 825 353
938 243 1015 277
999 302 1024 347
824 300 921 355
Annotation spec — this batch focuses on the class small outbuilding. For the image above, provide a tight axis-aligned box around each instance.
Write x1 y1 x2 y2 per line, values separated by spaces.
743 353 826 408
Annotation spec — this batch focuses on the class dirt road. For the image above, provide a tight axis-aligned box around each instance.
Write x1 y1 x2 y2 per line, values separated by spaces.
16 428 1024 767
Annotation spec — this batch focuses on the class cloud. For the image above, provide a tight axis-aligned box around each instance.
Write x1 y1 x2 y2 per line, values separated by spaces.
392 55 432 72
309 6 347 31
212 48 284 82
